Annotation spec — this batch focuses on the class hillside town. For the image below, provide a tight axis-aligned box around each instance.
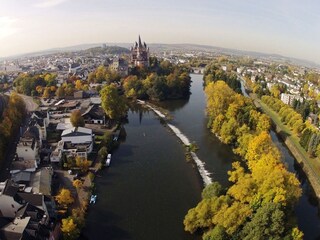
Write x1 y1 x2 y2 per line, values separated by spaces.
0 37 151 240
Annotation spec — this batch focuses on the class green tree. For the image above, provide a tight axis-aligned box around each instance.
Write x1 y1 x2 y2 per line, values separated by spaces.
203 225 228 240
70 110 85 127
56 86 65 99
100 85 127 119
98 146 108 159
201 182 223 199
240 203 286 240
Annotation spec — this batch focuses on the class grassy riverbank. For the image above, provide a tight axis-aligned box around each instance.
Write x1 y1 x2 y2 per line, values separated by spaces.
252 94 320 198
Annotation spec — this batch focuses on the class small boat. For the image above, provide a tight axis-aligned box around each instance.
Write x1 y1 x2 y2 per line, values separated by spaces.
105 154 112 167
90 195 97 204
105 158 111 167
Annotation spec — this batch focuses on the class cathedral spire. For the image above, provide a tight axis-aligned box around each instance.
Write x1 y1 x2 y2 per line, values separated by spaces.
138 35 142 48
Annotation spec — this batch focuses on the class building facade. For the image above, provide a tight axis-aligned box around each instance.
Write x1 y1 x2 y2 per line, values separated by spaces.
131 35 149 67
280 93 303 105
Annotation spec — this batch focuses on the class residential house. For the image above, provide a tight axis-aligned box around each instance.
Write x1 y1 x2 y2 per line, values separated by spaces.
68 63 81 74
31 111 50 141
51 127 93 162
111 57 128 77
0 180 59 240
16 137 39 165
82 105 106 125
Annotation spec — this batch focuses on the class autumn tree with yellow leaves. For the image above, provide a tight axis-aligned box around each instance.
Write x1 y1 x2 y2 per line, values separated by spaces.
61 217 80 240
184 80 303 240
56 188 74 207
72 179 83 190
0 93 26 166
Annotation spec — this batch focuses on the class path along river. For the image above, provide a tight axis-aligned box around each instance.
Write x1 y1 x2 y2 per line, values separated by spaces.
83 74 320 240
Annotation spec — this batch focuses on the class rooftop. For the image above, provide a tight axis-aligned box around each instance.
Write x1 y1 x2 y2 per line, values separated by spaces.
61 127 92 137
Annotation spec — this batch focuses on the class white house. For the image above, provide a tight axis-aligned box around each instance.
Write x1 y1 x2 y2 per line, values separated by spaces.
61 127 93 145
16 138 39 163
50 127 93 163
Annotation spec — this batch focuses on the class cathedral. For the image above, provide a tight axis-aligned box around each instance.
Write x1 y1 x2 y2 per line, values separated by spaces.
131 35 149 67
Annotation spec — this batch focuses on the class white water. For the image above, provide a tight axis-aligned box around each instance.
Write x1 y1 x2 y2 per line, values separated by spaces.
167 124 190 145
138 100 213 186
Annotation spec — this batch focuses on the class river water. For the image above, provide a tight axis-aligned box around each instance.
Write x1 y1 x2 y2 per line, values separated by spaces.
84 74 320 240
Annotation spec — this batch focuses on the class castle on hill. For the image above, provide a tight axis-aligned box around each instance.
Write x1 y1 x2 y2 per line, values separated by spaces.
131 35 149 67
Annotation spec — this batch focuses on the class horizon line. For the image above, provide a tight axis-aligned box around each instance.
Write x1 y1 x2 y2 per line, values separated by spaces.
1 41 319 67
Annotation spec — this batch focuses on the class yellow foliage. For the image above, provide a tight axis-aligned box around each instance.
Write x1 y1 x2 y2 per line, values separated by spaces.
73 179 83 189
212 201 252 235
75 80 82 90
55 188 74 206
292 227 304 240
61 218 77 233
245 131 281 168
205 81 235 120
75 157 91 173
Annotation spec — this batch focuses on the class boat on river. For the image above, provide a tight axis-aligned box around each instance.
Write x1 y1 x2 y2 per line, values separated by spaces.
106 154 111 167
90 195 97 204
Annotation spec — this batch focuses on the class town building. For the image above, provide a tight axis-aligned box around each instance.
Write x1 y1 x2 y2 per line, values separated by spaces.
82 105 106 125
111 57 128 76
0 180 59 240
280 93 303 105
130 35 149 67
50 127 94 162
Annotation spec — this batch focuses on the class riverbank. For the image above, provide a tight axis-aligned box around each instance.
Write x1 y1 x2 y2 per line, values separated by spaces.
252 95 320 199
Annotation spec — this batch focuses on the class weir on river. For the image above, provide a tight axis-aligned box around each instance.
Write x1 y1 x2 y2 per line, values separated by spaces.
137 100 213 186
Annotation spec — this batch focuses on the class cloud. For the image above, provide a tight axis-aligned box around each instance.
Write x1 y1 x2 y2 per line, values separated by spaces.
34 0 69 8
0 17 18 40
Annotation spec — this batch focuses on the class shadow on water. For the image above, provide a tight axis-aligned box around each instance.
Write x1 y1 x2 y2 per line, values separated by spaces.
80 210 131 240
157 97 190 112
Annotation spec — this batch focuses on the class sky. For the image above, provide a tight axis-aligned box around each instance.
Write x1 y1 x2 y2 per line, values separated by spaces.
0 0 319 63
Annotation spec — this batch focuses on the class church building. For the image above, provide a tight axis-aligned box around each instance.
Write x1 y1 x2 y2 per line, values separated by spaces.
131 35 149 67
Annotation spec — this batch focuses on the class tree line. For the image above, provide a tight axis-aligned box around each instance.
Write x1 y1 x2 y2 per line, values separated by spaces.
184 81 303 240
203 62 241 93
0 93 26 166
14 73 57 97
261 95 320 158
98 59 191 120
122 59 191 101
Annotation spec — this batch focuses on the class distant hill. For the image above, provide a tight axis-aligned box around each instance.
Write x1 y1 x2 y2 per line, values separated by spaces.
1 42 319 69
147 43 320 68
83 46 130 55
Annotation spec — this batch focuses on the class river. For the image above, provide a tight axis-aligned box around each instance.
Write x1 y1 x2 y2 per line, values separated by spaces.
83 74 320 240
